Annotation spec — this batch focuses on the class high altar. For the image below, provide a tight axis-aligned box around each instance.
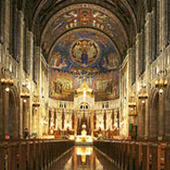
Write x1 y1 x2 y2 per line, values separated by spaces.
48 79 120 141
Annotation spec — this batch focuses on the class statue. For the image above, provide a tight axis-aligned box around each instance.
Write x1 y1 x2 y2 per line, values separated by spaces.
81 124 87 136
81 50 88 65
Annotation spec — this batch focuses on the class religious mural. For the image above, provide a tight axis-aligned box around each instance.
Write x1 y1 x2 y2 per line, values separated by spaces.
41 4 128 57
49 68 75 99
49 68 119 100
48 27 120 100
70 39 99 67
49 29 119 72
93 70 119 98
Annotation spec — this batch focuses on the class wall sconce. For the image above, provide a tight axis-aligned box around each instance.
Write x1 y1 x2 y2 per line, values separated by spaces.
21 79 30 99
23 99 27 103
155 69 168 94
138 86 148 103
20 92 30 99
1 68 14 92
128 96 137 116
1 78 14 86
32 102 40 107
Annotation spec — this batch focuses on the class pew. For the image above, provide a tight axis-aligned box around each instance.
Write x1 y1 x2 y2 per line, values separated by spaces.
94 140 170 170
0 139 74 170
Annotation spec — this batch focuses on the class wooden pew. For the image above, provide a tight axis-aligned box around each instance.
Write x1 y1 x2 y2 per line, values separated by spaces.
93 140 170 170
165 143 170 170
0 139 74 170
0 143 5 170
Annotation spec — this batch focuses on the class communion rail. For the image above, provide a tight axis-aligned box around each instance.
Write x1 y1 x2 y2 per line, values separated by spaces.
94 140 170 170
0 139 74 170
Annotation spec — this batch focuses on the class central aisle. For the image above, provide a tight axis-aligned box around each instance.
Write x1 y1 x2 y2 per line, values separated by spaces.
50 146 120 170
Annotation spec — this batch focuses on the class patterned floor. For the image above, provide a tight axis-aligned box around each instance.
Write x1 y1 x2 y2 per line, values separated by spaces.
50 146 120 170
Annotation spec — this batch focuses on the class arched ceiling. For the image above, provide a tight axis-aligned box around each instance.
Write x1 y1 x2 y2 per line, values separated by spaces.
41 4 129 60
20 0 152 72
49 28 120 73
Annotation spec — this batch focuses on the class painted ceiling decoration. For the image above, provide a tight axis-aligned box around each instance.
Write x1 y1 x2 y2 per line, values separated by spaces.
40 3 128 61
21 0 153 48
48 29 120 74
20 0 152 63
16 0 152 101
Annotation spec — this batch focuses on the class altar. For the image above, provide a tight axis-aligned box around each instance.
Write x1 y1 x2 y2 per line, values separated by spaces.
75 124 93 145
75 135 93 145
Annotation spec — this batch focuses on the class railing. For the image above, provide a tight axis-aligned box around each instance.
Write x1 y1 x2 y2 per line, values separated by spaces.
0 139 74 170
94 140 170 170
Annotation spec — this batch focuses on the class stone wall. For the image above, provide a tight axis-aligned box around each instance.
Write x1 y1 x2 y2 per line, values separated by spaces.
120 0 170 140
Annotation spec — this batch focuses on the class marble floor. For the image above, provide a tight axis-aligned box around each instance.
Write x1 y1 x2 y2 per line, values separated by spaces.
50 146 120 170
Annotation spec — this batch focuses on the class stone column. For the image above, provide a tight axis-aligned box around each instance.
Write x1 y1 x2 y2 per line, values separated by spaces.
32 107 38 133
144 12 152 139
3 0 10 51
0 0 5 45
135 33 141 138
23 99 29 130
34 47 41 137
138 102 145 139
91 110 94 137
12 91 19 139
164 87 170 139
18 11 24 138
158 93 164 140
26 30 34 134
160 0 166 50
37 107 41 138
4 89 9 136
74 110 77 136
0 86 4 139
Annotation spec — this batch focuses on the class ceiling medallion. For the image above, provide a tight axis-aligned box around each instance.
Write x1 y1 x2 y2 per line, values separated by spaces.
70 39 100 67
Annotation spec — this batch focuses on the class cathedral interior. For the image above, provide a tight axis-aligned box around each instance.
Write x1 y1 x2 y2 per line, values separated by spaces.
0 0 170 169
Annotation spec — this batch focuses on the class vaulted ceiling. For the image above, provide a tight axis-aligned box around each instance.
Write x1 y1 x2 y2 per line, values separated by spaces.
17 0 153 71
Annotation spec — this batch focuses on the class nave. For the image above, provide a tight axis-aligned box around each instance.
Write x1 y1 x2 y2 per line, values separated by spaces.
50 146 119 170
1 139 170 170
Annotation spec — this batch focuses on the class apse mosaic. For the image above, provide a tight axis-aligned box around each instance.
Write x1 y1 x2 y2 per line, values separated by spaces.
49 29 119 73
70 39 99 67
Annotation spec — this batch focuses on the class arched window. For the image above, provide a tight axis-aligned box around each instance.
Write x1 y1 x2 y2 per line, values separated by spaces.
80 102 89 110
